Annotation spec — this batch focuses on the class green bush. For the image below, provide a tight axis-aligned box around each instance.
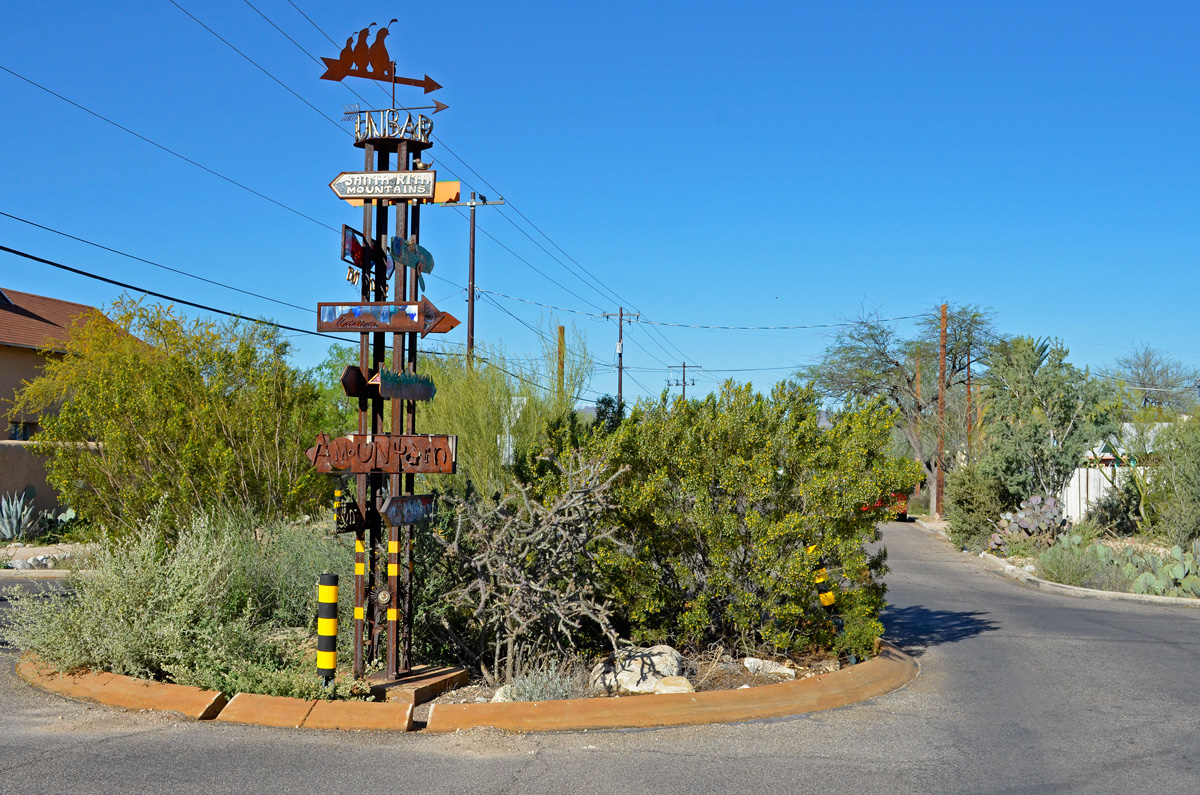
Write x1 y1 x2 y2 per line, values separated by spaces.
587 381 921 660
1036 536 1100 587
945 463 1006 551
0 513 366 698
505 656 590 701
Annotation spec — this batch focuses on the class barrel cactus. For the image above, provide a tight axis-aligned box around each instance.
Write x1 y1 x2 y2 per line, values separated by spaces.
989 495 1071 555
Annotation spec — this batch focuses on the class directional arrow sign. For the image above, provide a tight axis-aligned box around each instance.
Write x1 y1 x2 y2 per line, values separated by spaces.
391 74 442 93
317 298 459 338
381 494 436 526
306 433 456 475
330 170 437 201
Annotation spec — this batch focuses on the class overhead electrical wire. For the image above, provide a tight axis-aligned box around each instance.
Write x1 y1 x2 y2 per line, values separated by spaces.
0 211 311 314
0 64 337 233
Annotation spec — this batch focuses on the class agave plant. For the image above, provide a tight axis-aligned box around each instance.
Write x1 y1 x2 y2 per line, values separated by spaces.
1 490 39 542
989 495 1071 555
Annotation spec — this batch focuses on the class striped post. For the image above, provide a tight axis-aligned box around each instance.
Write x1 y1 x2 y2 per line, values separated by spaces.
808 544 837 611
317 573 339 685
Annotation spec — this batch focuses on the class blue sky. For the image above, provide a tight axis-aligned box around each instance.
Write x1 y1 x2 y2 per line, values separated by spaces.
2 1 1197 403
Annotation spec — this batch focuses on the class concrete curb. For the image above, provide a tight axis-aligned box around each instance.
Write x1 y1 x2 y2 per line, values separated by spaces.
17 644 917 735
16 659 226 719
977 552 1200 608
1 569 72 579
425 643 918 734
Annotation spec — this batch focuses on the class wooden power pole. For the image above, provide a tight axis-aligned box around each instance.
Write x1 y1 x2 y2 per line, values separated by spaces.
438 191 504 365
935 303 948 520
601 307 639 407
557 324 565 400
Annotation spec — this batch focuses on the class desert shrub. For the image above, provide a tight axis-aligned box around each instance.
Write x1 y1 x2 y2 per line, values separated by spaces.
505 656 590 701
945 463 1006 550
0 513 364 698
588 381 920 660
1036 535 1100 587
1087 475 1141 536
1149 418 1200 546
431 452 620 683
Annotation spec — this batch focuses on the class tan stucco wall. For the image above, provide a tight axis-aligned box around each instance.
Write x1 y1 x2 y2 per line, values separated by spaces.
1 344 50 425
0 440 60 512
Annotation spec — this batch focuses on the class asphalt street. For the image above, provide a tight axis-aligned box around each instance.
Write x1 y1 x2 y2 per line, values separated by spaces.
2 523 1198 794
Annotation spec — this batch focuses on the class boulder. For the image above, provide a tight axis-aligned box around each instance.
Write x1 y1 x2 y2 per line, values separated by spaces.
653 676 694 694
742 657 796 679
590 645 684 694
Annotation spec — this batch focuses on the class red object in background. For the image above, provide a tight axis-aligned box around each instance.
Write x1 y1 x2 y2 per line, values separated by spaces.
861 492 909 521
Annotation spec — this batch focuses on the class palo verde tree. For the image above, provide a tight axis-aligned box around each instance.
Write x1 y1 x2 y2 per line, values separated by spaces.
804 303 999 483
11 298 329 534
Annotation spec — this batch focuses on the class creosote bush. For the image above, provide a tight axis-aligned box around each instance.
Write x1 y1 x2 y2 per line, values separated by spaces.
1 513 364 699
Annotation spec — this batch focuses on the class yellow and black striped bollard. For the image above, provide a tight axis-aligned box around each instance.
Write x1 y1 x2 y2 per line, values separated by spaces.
807 544 837 611
316 573 339 686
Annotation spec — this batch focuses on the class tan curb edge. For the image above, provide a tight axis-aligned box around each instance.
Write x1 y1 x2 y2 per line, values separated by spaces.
425 643 918 734
17 659 226 719
978 552 1200 608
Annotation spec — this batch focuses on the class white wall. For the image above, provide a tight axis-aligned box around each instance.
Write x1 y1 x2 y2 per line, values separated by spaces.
1058 466 1118 522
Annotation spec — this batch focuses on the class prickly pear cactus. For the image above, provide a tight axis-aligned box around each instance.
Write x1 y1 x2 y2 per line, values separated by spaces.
988 495 1072 555
1127 545 1200 598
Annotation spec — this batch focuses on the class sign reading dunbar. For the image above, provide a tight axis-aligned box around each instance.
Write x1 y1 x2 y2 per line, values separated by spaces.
330 170 437 200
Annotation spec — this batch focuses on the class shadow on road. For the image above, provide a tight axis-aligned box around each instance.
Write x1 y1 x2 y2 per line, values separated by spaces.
881 604 999 657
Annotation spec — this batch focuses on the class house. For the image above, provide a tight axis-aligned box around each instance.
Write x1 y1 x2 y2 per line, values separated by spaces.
1 287 100 512
1059 422 1171 521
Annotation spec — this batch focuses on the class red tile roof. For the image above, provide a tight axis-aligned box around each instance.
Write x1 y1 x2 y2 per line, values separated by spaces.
0 287 99 352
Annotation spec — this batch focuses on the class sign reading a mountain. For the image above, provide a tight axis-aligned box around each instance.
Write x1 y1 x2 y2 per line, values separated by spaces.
330 170 437 201
306 433 457 475
381 494 436 526
317 298 459 337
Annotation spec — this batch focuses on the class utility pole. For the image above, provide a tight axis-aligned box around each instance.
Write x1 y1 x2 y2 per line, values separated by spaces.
935 303 948 520
601 307 639 407
557 324 565 401
439 191 504 365
668 362 699 399
914 354 921 500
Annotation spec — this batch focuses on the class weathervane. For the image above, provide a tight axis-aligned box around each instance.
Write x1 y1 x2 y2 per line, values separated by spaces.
321 20 444 94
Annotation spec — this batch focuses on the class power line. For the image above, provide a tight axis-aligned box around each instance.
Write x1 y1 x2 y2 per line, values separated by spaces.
1 244 336 340
477 288 601 318
0 64 337 233
632 313 931 331
0 211 310 314
167 0 347 136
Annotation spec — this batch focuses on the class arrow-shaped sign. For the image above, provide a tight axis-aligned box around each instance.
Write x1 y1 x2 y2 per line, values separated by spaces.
317 297 459 338
390 74 442 93
330 170 437 201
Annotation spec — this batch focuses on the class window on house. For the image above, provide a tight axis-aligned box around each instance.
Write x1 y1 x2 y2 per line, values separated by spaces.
8 421 38 440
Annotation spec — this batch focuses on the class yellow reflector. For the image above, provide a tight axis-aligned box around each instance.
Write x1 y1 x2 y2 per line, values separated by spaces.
316 650 337 669
388 540 400 553
387 563 398 577
317 617 337 636
354 607 364 620
318 585 338 603
387 608 398 620
354 563 365 576
355 539 364 553
820 592 837 607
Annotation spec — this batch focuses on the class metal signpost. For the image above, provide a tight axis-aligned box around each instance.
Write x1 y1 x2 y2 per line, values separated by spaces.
309 25 459 683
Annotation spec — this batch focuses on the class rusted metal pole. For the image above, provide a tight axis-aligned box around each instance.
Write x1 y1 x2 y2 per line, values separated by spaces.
385 142 407 681
353 143 376 679
467 191 476 367
936 303 948 520
403 199 420 673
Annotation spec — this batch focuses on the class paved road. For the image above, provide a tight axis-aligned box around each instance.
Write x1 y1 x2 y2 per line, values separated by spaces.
2 524 1198 794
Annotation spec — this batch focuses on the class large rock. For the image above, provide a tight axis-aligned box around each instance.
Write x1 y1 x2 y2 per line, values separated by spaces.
653 676 694 694
743 656 796 679
590 645 684 694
